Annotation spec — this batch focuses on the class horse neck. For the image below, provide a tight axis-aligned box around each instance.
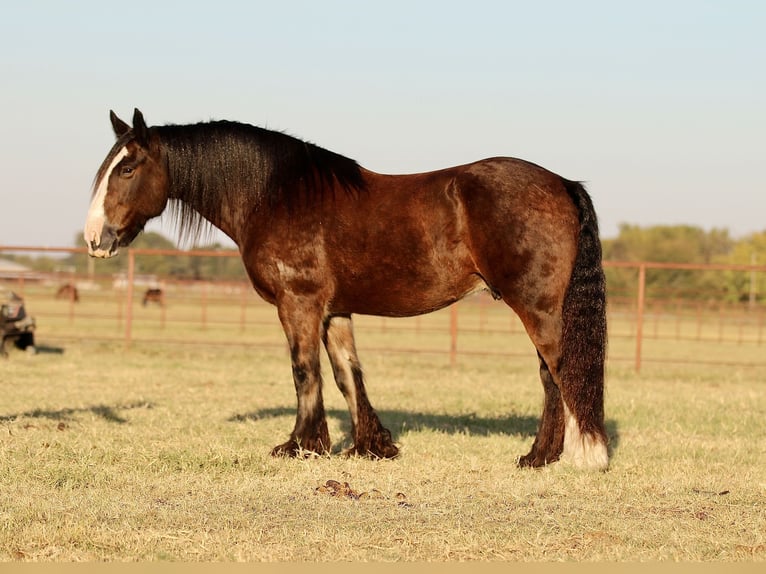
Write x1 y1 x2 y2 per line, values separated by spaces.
160 129 265 245
157 120 364 245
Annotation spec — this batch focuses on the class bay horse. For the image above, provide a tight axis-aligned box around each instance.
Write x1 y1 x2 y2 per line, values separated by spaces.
56 283 79 302
84 109 608 469
142 288 165 307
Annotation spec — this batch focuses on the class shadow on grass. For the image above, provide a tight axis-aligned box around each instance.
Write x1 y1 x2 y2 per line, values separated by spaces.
34 344 66 355
0 401 153 424
2 401 620 459
230 407 539 439
230 407 621 457
1 343 65 357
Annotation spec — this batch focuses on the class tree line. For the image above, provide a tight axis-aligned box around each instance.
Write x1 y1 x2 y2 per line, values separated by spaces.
71 232 249 281
603 224 765 303
3 232 248 282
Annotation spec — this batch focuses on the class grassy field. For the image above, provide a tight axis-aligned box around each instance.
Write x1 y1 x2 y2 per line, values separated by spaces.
1 327 765 562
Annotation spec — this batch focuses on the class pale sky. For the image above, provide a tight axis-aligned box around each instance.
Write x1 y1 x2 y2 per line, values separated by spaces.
1 1 763 249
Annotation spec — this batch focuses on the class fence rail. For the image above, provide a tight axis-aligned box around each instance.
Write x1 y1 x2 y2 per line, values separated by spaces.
2 246 765 371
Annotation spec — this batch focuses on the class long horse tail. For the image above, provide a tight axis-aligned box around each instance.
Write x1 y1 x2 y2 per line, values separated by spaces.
559 179 608 468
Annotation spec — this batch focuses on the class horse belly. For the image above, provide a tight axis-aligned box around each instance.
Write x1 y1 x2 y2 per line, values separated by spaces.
331 257 488 317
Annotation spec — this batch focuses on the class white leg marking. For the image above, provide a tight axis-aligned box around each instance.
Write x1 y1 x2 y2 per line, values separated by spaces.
84 147 128 254
326 322 359 428
562 403 609 470
298 388 321 422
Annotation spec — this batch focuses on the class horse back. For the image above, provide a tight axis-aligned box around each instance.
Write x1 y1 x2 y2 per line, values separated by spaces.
240 157 581 317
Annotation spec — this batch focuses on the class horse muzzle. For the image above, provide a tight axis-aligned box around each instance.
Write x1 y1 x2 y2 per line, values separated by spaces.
86 224 120 258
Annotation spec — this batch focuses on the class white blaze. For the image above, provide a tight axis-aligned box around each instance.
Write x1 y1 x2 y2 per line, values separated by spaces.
84 147 128 255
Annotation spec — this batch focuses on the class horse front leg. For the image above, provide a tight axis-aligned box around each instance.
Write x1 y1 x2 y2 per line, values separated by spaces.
271 299 331 457
323 315 399 459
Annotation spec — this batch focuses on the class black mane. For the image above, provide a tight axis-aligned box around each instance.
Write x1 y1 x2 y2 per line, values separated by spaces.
155 121 366 241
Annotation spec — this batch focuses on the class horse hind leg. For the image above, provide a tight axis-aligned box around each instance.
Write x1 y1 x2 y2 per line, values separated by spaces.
322 315 398 459
518 352 565 467
557 344 609 470
516 304 608 471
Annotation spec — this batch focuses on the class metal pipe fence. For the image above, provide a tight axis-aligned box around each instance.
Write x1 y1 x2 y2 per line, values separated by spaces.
2 246 765 371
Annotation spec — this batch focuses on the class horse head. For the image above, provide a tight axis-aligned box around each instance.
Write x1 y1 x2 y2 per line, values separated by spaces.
84 109 169 258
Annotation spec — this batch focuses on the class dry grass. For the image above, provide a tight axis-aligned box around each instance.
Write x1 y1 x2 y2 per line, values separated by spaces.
1 334 765 562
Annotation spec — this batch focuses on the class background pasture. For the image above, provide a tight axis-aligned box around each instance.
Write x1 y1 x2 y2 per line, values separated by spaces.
1 308 765 561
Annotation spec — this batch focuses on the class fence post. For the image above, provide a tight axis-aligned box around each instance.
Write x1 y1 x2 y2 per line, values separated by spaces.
635 264 646 373
750 252 757 311
239 282 247 332
201 281 208 330
159 281 167 329
125 249 135 348
67 271 76 324
450 303 458 367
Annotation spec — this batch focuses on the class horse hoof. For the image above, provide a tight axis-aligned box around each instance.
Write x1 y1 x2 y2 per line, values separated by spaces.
375 443 400 459
517 452 558 468
517 454 540 468
344 442 400 460
270 439 329 458
270 441 300 458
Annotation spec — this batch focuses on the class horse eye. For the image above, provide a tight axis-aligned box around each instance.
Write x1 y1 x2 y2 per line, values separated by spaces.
120 166 134 177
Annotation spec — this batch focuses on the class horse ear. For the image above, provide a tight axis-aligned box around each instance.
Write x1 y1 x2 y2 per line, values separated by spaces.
132 108 149 146
110 110 130 137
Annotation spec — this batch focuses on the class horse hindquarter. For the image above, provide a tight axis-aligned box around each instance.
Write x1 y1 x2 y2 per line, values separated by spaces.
458 159 608 469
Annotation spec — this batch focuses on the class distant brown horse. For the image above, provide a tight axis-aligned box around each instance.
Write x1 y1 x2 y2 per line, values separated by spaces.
84 109 608 470
55 283 79 302
142 288 165 307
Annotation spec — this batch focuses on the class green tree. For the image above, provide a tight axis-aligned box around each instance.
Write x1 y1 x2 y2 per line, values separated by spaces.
67 231 178 277
66 230 246 281
603 224 734 299
721 231 766 304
